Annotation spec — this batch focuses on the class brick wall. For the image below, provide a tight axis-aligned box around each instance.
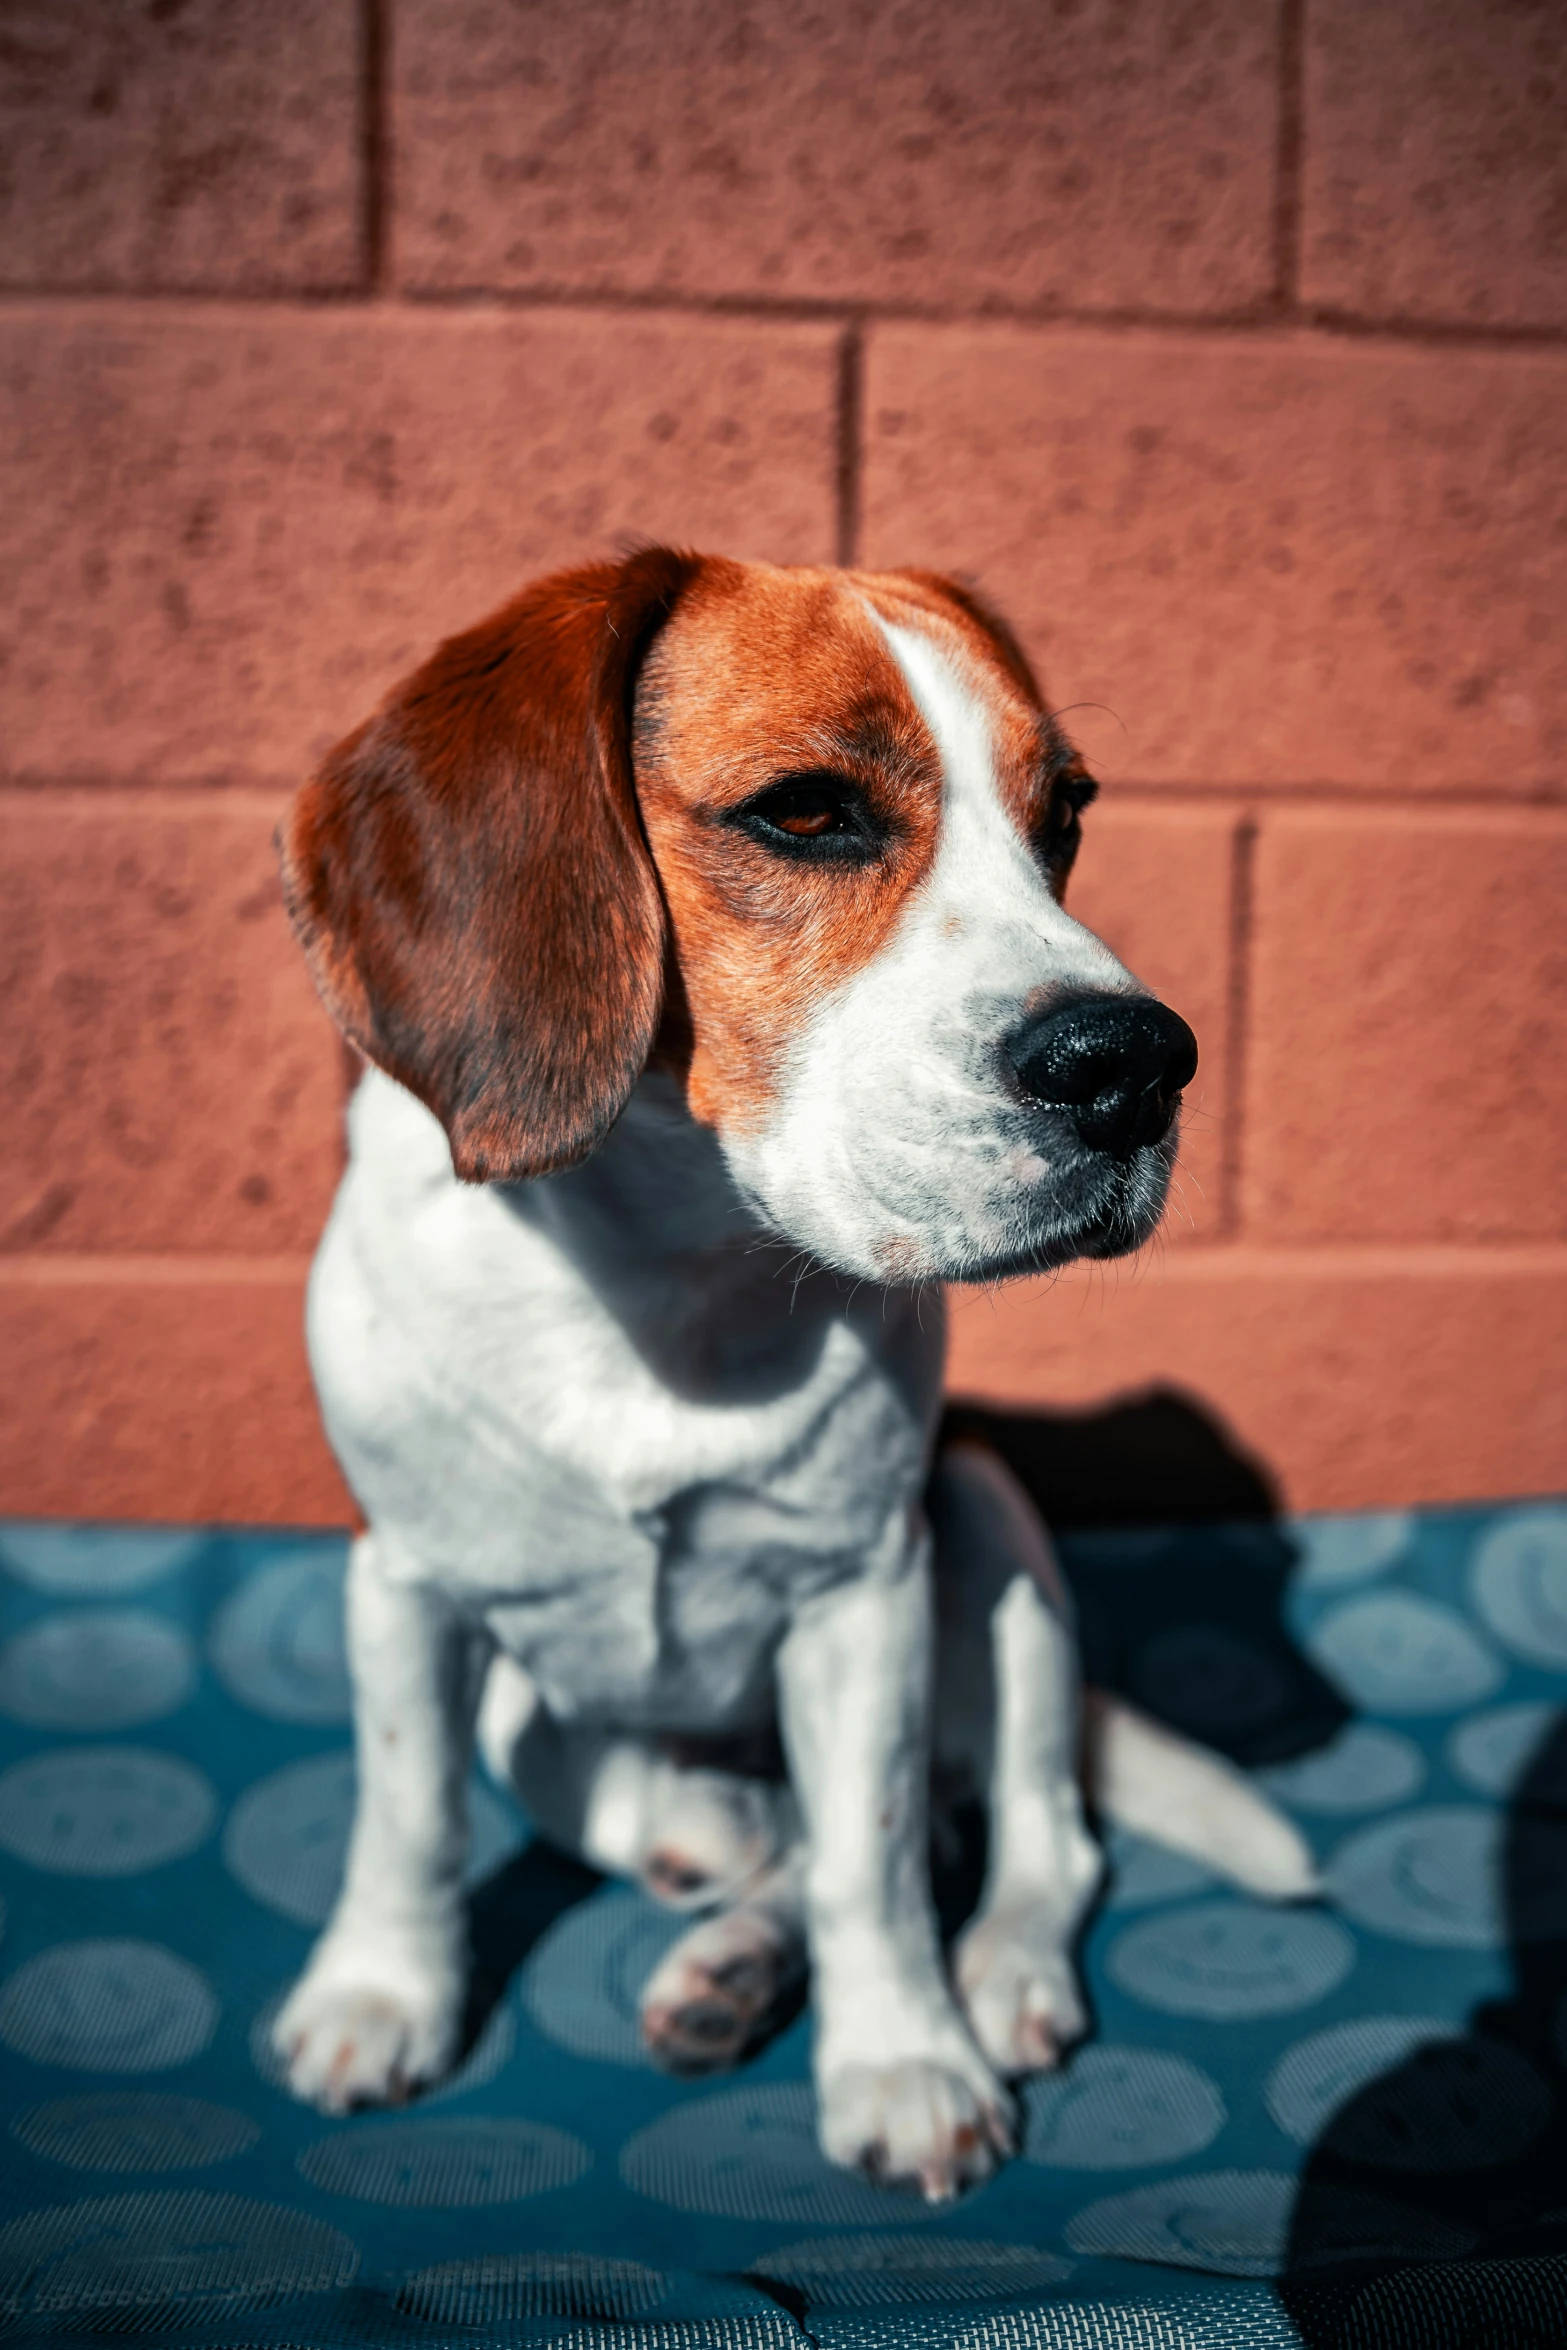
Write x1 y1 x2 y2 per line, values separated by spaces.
2 0 1563 1523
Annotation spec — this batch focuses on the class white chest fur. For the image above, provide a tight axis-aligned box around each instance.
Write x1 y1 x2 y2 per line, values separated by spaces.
308 1067 944 1727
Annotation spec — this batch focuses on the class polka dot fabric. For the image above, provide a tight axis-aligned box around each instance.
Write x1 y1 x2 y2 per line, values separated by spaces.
0 1504 1563 2346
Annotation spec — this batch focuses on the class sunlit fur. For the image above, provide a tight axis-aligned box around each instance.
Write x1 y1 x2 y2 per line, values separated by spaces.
271 554 1309 2204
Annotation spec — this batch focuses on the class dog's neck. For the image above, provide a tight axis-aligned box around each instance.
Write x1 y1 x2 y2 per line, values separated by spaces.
490 1070 928 1406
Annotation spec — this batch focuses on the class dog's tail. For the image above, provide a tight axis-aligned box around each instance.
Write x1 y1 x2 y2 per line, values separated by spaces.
1083 1687 1322 1900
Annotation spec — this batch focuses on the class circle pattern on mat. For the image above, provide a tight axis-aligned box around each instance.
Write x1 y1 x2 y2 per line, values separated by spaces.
1266 2015 1449 2143
251 1983 516 2105
1327 1808 1501 1949
1106 1900 1354 2019
222 1753 524 1926
520 1886 691 2066
208 1548 351 1723
398 2253 669 2327
1267 2019 1551 2170
1023 2045 1225 2170
1064 2168 1296 2276
1132 1625 1288 1736
1304 1593 1502 1716
0 1610 195 1731
621 2083 937 2225
749 2234 1071 2308
12 2093 259 2173
1292 1514 1414 1590
1447 1702 1561 1798
1257 1723 1424 1816
0 1747 216 1876
0 2191 356 2316
1469 1508 1567 1667
0 1941 218 2071
1105 1833 1216 1911
0 1525 203 1596
297 2115 589 2205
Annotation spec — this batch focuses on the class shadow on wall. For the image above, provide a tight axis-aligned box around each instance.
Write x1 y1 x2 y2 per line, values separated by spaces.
945 1387 1351 1768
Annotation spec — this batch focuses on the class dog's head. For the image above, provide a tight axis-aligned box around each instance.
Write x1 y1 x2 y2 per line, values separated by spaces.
280 550 1195 1284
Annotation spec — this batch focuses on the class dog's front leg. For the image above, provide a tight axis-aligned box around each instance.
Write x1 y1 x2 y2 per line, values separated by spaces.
274 1532 488 2112
776 1519 1012 2199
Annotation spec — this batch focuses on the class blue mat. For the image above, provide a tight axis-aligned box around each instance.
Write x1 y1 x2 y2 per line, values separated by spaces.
0 1502 1564 2347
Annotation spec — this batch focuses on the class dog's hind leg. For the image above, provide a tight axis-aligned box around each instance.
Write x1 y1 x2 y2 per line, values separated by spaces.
479 1652 806 2072
932 1442 1103 2078
638 1849 809 2074
479 1653 788 1909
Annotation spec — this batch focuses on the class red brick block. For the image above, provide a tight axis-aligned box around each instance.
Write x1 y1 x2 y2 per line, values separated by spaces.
1244 808 1567 1244
0 1260 351 1525
0 793 342 1256
0 304 839 786
394 0 1279 316
1066 802 1237 1239
861 323 1567 787
948 1246 1567 1512
0 0 361 293
1302 0 1567 332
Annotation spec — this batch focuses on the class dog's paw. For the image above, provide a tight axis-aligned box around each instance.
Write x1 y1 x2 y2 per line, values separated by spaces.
640 1905 803 2075
953 1901 1090 2078
272 1940 465 2114
818 2053 1014 2202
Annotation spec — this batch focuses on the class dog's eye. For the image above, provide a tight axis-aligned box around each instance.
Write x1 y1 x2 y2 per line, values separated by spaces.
1035 774 1098 869
734 775 877 858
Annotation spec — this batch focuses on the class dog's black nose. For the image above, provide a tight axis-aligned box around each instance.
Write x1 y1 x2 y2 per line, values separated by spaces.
1008 995 1198 1159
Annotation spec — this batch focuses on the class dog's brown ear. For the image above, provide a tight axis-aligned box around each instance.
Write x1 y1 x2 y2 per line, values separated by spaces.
279 546 698 1182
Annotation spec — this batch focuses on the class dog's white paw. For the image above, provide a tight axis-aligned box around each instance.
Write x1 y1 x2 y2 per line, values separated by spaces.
640 1903 804 2075
272 1936 465 2114
953 1901 1089 2078
818 2050 1014 2202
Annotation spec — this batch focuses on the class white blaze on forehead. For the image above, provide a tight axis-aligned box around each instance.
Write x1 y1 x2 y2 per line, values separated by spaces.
712 610 1147 1280
874 615 1129 992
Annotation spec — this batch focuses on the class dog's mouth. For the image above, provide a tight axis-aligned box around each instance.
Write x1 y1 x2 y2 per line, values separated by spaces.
941 1140 1177 1287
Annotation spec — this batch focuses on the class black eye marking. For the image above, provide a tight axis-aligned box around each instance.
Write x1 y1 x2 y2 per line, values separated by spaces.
1034 771 1098 870
730 773 885 861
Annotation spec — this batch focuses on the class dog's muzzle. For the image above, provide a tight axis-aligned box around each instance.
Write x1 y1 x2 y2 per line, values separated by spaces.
1005 993 1198 1160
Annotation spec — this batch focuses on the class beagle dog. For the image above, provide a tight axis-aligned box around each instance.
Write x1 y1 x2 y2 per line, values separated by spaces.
274 551 1315 2200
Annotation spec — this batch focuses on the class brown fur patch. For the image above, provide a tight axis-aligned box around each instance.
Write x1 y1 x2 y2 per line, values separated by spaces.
280 551 1078 1171
278 548 697 1182
634 564 949 1133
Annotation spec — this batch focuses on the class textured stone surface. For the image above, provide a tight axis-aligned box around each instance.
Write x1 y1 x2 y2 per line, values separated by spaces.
861 323 1567 787
0 1265 350 1524
393 0 1279 315
949 1248 1567 1512
0 0 361 292
1065 801 1236 1239
1244 809 1567 1244
1302 0 1567 331
0 304 839 785
0 794 341 1255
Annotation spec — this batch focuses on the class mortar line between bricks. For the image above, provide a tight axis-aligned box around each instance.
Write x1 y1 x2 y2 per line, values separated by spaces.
1273 0 1306 313
360 0 389 293
834 320 865 566
3 283 1565 354
0 1255 319 1286
1219 814 1258 1239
